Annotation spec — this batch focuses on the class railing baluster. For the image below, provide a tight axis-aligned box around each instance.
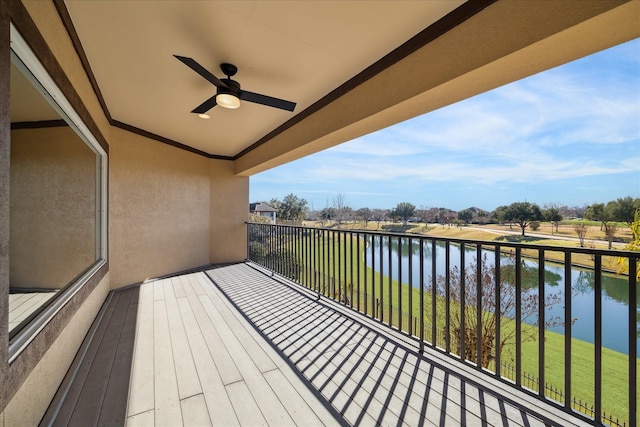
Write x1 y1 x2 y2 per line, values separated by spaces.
495 245 501 378
476 245 482 369
629 257 637 427
371 234 375 319
332 230 336 299
387 235 392 326
350 231 354 308
398 236 403 330
356 232 360 312
445 241 451 354
594 254 602 425
564 251 572 409
432 239 437 347
363 234 368 316
338 230 343 302
419 238 424 352
538 248 545 397
408 237 413 337
516 247 522 386
379 234 384 321
460 242 466 361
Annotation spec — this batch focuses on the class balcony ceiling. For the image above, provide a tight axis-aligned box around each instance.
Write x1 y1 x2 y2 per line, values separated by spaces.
59 1 639 174
62 1 464 158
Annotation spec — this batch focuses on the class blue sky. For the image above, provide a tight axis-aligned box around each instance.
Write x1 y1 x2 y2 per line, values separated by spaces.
250 38 640 212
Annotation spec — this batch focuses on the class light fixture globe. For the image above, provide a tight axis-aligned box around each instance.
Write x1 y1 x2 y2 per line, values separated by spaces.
216 92 240 109
216 78 241 109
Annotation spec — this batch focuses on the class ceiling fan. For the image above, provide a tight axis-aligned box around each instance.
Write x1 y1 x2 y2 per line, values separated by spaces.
174 55 296 115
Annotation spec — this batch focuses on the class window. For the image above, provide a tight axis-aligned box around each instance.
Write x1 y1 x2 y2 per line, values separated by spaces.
8 24 107 358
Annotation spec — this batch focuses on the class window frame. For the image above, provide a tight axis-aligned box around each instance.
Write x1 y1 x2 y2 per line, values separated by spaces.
7 23 108 360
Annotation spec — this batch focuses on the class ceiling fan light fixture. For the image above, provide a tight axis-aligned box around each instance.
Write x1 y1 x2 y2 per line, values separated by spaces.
216 92 240 109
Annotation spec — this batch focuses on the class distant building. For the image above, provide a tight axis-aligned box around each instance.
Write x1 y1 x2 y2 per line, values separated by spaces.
250 202 277 223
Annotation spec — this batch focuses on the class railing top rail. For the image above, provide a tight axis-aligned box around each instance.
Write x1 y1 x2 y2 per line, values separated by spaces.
247 222 640 259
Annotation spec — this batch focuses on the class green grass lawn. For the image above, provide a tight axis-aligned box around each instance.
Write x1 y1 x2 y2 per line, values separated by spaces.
275 230 636 423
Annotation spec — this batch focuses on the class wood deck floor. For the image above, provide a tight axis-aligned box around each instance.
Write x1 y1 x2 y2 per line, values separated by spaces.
41 262 590 426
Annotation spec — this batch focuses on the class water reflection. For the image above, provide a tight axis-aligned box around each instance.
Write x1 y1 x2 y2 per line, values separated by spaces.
364 236 639 354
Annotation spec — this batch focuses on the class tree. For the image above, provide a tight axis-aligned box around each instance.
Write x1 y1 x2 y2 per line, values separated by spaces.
608 196 638 226
391 202 416 225
503 202 542 236
319 207 337 224
458 209 473 225
584 203 605 230
274 193 308 221
491 205 508 225
543 205 563 234
332 193 349 224
573 222 588 247
371 209 389 228
432 254 563 368
602 201 620 249
355 207 372 226
617 209 640 279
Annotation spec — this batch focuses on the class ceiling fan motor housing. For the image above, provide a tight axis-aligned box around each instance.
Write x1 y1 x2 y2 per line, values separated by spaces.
219 78 241 97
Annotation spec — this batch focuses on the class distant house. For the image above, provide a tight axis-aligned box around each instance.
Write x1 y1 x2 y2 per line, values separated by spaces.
250 202 277 223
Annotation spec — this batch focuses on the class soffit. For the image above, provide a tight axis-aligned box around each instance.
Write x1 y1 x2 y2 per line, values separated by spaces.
62 0 464 158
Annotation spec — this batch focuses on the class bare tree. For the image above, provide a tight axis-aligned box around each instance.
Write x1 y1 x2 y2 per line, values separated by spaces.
333 193 348 224
573 222 588 247
604 222 618 249
432 254 563 368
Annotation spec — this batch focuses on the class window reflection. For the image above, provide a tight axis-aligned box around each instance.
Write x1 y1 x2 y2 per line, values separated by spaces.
9 55 100 337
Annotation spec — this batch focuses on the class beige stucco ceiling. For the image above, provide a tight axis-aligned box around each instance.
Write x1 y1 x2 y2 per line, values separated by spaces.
60 0 639 176
63 0 464 158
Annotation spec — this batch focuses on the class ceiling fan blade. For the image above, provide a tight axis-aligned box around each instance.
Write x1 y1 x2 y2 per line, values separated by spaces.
191 95 217 114
174 55 227 88
240 90 296 112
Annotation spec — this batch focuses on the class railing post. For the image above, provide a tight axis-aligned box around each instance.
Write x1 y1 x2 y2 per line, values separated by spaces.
628 257 637 427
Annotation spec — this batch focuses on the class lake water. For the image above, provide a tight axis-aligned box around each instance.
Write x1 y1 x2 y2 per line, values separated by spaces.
363 236 639 355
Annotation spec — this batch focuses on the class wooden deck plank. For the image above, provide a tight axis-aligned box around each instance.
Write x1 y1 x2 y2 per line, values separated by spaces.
127 280 156 418
40 294 119 426
176 297 240 426
67 289 133 426
164 280 202 400
262 369 327 427
198 293 296 426
179 394 211 427
202 284 278 373
225 381 269 427
126 408 154 426
152 297 183 426
182 279 243 386
98 289 139 426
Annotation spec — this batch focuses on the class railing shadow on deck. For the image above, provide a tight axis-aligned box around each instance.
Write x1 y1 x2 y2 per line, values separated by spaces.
246 222 638 427
207 263 573 427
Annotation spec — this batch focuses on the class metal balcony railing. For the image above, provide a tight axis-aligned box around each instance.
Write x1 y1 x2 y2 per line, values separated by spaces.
247 222 638 427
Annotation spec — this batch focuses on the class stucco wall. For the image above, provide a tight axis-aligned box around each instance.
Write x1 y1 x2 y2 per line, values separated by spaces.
0 273 110 427
109 126 211 288
10 126 97 289
210 159 248 264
